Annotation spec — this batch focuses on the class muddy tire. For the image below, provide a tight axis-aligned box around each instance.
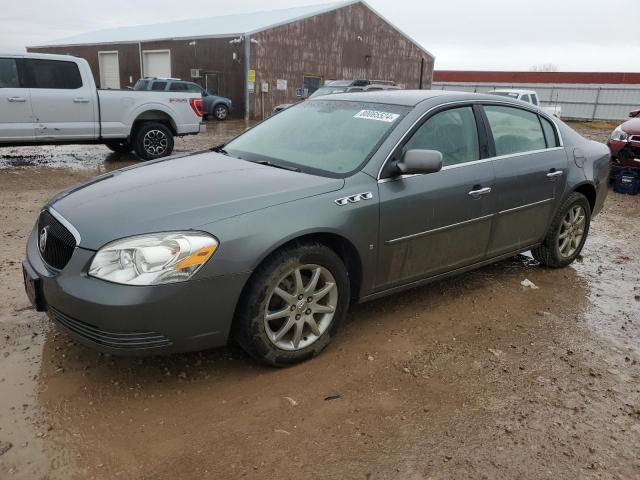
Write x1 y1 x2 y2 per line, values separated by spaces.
532 192 591 268
233 243 350 367
104 140 133 154
132 122 174 160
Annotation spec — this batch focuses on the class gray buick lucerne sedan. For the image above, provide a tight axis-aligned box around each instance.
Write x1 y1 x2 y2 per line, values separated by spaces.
23 90 610 366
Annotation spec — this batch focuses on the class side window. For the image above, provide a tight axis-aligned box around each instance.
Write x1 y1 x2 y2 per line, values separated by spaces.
530 94 539 106
186 83 203 93
151 81 167 91
169 82 187 91
520 94 530 104
0 58 19 88
403 106 479 167
540 116 560 147
484 105 546 156
23 59 82 89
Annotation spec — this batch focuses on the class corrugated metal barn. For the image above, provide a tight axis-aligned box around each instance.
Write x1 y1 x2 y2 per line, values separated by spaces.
433 71 640 121
28 1 434 119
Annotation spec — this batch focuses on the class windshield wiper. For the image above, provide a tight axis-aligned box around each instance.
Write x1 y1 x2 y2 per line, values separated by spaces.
211 144 229 155
253 160 300 172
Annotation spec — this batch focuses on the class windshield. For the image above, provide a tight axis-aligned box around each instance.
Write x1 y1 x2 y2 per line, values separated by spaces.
224 100 409 177
308 86 348 99
489 91 520 98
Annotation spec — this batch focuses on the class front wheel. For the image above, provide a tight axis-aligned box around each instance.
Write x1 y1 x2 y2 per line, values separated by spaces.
104 140 133 154
233 243 350 367
212 104 228 121
132 122 174 160
532 192 591 268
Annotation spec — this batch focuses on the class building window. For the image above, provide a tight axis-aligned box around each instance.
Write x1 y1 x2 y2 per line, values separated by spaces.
303 75 322 95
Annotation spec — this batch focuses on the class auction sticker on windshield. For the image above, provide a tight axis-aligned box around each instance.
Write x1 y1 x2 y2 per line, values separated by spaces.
353 110 400 123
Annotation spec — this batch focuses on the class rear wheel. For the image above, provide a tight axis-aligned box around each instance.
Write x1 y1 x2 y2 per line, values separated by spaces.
132 122 174 160
213 104 228 121
104 140 133 154
532 192 591 268
233 243 350 367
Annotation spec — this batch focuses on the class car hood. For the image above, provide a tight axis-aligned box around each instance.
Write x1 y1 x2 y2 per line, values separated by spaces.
49 152 344 250
621 117 640 135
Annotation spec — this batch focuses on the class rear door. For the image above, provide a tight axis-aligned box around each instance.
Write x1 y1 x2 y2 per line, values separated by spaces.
0 57 34 141
482 104 568 256
25 58 96 140
377 104 496 288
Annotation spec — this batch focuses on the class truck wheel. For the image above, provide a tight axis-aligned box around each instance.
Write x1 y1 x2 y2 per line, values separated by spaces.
531 192 591 268
233 243 350 367
213 104 228 121
133 122 174 160
104 140 133 154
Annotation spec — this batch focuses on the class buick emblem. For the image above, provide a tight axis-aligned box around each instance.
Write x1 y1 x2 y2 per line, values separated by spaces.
39 226 49 254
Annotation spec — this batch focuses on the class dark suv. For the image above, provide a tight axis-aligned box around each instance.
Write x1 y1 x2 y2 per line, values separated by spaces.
133 78 232 121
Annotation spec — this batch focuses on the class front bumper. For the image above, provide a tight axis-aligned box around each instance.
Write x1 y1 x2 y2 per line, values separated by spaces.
25 225 250 355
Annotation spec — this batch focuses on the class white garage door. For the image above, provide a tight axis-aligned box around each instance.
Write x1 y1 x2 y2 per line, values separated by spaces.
143 50 171 78
98 52 120 89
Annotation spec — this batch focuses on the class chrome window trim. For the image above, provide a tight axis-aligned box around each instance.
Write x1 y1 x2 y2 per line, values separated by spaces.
46 207 82 244
376 99 565 183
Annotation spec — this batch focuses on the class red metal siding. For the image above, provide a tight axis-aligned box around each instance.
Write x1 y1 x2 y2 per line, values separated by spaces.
434 70 640 85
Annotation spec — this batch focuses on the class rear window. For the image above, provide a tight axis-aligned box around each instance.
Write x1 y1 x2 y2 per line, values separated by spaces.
0 58 19 88
484 105 546 156
151 81 167 91
23 59 82 89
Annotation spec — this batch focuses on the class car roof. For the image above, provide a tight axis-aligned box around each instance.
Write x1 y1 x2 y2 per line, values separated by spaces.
317 89 522 107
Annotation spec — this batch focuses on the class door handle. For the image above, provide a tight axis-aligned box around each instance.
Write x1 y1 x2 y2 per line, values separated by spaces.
547 169 563 181
73 98 90 103
7 97 26 102
468 186 492 199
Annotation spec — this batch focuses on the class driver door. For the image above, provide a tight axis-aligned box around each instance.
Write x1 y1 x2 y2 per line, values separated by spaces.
376 105 496 289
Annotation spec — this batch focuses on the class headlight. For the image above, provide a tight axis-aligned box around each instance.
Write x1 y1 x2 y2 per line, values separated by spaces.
610 126 629 141
89 232 218 285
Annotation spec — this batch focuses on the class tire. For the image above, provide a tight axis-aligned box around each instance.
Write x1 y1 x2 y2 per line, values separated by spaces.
233 243 350 367
104 140 133 154
132 122 174 160
531 192 591 268
212 104 228 121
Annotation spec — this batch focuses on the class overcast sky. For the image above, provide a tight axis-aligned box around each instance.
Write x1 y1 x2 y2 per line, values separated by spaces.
1 0 638 72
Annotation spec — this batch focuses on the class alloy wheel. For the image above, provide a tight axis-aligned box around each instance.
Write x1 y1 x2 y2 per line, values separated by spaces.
264 264 338 351
143 129 168 156
558 204 586 258
214 106 227 120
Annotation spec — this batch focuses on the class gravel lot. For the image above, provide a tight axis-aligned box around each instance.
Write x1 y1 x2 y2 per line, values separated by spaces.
0 119 639 479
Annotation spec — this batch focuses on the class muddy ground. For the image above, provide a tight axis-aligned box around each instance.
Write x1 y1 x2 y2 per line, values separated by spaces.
0 120 639 479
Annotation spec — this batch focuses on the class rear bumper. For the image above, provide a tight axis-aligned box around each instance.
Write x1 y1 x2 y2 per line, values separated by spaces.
25 225 250 355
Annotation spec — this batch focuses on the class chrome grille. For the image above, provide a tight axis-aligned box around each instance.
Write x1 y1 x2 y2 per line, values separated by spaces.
37 210 76 269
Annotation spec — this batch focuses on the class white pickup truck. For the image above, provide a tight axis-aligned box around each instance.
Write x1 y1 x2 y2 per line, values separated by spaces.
488 89 562 118
0 53 205 159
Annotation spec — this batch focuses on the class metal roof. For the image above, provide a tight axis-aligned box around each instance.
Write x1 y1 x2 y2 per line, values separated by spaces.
30 1 357 47
28 1 434 59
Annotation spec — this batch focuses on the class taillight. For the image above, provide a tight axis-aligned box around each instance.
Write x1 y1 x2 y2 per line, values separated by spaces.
189 98 204 117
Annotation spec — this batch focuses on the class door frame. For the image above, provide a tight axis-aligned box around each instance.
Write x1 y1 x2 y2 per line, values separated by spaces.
98 50 120 89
